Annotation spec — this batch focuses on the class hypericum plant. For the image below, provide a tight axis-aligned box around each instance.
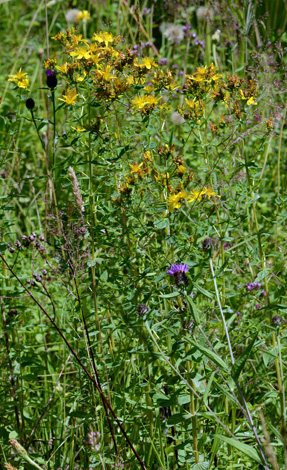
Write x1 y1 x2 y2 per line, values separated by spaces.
2 17 286 470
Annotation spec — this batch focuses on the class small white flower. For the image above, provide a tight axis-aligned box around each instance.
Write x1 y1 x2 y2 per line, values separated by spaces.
65 9 81 23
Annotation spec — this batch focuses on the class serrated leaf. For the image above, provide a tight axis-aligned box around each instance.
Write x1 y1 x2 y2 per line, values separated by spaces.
214 434 262 464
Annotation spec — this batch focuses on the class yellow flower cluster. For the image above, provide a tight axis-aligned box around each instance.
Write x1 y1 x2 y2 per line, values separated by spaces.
47 29 179 111
168 187 220 212
8 69 29 89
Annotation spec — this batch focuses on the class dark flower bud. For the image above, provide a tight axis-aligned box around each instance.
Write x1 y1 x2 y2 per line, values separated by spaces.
41 269 47 276
29 233 36 242
27 279 36 286
7 243 15 253
201 237 216 252
137 304 149 316
33 273 42 282
272 315 283 326
25 98 35 110
14 240 22 250
39 235 45 242
46 74 57 89
174 271 189 287
7 309 18 317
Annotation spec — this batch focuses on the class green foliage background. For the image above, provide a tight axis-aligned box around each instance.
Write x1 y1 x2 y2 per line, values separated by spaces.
1 1 287 470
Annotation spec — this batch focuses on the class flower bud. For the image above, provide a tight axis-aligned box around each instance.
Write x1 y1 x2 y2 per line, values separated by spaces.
25 98 35 110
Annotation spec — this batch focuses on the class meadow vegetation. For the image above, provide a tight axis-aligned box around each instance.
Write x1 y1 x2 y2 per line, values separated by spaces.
1 1 287 469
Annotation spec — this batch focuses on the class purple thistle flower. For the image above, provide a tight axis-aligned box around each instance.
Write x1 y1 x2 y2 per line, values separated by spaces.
167 262 189 287
167 262 189 276
45 69 56 77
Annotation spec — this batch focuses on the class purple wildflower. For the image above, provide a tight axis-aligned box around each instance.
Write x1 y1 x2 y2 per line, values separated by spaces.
245 281 261 291
238 285 242 289
190 291 194 298
158 58 169 65
255 304 262 310
142 7 151 15
167 262 189 287
167 262 189 276
236 311 241 315
45 69 56 77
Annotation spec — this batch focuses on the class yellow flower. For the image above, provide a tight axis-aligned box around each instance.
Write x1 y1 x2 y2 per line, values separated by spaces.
126 76 145 85
76 71 87 82
143 150 152 161
93 32 119 46
8 68 29 89
187 187 220 203
247 96 257 106
56 63 69 74
71 126 85 132
168 190 187 212
59 88 78 105
185 97 197 109
76 10 90 21
177 165 187 175
240 90 247 100
144 84 154 93
95 65 115 81
129 162 144 177
135 57 158 70
132 95 161 111
70 47 91 60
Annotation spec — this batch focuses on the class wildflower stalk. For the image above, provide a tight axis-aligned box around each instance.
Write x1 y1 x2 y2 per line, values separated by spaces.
1 254 147 470
276 328 287 469
185 339 199 463
209 256 269 469
244 146 283 436
9 439 43 470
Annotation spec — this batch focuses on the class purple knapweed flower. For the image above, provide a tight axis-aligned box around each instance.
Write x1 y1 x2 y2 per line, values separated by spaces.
45 69 56 77
245 281 261 291
167 262 189 287
158 58 169 65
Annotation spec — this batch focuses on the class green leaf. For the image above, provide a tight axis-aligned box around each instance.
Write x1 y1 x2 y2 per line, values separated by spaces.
232 333 258 381
155 218 169 229
193 281 214 299
203 371 216 404
186 339 229 371
185 295 200 325
159 291 180 298
214 434 262 464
